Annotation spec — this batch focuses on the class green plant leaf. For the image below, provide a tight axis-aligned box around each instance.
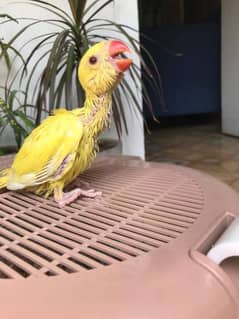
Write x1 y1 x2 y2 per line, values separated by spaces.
26 0 74 24
68 0 87 26
14 110 35 129
83 1 113 27
24 49 53 106
113 88 127 135
55 69 67 108
75 69 84 107
0 13 18 23
34 30 69 122
7 90 18 110
65 44 75 109
20 32 57 85
1 46 11 69
5 20 42 53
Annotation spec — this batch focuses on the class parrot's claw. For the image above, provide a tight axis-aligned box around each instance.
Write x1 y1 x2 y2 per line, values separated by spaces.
57 188 102 208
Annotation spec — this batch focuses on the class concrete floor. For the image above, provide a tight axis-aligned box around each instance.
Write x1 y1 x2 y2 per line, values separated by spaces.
145 122 239 192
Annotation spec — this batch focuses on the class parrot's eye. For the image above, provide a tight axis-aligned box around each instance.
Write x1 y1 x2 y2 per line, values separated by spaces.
89 56 97 64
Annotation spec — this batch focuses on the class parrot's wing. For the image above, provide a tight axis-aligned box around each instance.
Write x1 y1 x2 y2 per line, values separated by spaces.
9 113 83 188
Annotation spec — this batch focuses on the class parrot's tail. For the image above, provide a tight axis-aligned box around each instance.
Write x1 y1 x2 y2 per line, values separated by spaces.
0 168 10 189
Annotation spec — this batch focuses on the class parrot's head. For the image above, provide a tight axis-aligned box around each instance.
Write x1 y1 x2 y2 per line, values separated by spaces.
78 40 132 96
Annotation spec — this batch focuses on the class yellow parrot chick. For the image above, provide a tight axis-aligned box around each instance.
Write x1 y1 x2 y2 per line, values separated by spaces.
0 40 132 207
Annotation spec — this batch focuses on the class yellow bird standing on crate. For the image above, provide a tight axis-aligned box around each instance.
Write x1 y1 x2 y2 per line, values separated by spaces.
0 40 132 207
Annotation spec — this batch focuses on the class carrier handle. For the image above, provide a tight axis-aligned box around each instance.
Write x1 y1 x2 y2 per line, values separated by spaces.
207 217 239 264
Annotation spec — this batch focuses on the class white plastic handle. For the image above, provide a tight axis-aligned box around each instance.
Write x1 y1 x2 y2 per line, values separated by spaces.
207 218 239 264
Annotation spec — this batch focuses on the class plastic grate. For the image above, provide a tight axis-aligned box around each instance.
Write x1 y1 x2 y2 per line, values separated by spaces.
0 156 204 279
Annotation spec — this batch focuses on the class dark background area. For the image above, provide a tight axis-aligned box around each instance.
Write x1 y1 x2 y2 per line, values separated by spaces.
139 0 220 28
138 0 221 124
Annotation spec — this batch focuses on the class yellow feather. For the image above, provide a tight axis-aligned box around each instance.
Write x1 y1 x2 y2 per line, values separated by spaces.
6 111 83 190
0 40 130 202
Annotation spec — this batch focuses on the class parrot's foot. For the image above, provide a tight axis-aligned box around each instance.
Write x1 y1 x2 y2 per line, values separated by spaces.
57 188 102 208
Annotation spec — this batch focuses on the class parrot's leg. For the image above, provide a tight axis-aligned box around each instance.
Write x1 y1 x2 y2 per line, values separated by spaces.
54 186 102 208
78 180 91 188
67 180 91 190
64 178 91 193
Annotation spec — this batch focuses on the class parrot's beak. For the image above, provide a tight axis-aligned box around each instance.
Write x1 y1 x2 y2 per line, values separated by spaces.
108 40 132 72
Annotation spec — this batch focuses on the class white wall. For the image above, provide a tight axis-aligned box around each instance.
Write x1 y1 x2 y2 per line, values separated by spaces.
222 0 239 136
114 0 144 159
0 0 144 158
0 0 64 146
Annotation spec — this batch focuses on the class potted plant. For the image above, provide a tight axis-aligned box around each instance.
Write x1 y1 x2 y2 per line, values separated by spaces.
1 0 160 151
0 13 35 151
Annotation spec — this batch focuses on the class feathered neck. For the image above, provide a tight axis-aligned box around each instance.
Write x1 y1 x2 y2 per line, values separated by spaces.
77 91 112 135
84 91 111 111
